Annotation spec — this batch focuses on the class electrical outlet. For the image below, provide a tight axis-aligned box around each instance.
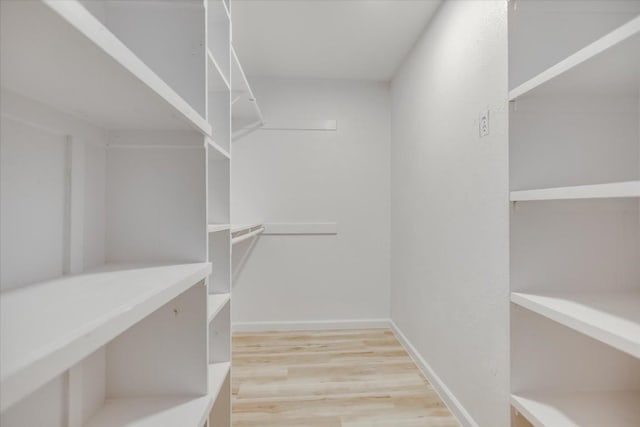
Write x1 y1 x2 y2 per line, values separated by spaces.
479 110 490 138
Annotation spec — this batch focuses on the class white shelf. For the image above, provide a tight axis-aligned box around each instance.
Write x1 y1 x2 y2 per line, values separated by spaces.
208 294 230 323
231 223 263 234
511 390 640 427
511 291 640 358
231 46 264 138
510 181 640 201
84 396 211 427
0 1 211 135
0 263 211 411
207 223 231 233
206 137 231 160
509 16 640 100
83 362 229 426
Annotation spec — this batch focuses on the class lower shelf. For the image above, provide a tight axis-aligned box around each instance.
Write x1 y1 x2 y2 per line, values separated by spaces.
512 390 640 427
84 362 231 427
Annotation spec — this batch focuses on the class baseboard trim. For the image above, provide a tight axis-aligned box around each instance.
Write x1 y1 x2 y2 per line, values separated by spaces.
232 318 391 332
390 320 478 427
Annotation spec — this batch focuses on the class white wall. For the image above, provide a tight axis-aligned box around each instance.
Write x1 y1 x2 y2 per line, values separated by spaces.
231 78 390 328
390 2 509 426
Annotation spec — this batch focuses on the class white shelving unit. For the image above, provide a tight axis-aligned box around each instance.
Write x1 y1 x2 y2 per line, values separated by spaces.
509 2 640 426
511 391 640 427
0 0 260 425
510 181 640 201
231 46 264 140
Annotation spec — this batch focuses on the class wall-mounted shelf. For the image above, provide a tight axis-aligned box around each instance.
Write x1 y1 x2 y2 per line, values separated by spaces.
0 263 211 411
511 391 640 427
207 49 231 92
509 15 640 100
231 223 263 234
510 181 640 201
208 294 230 323
0 1 211 135
511 291 640 359
231 226 264 245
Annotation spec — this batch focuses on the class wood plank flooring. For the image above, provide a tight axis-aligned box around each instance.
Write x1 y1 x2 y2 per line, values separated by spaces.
232 328 459 426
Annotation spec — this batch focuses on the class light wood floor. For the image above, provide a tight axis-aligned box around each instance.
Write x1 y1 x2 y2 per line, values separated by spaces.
232 328 459 426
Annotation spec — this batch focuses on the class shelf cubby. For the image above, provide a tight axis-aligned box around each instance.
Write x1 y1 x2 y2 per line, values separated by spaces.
509 3 640 426
0 0 210 134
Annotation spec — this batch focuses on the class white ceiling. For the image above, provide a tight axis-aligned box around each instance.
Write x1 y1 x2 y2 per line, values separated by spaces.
231 0 442 81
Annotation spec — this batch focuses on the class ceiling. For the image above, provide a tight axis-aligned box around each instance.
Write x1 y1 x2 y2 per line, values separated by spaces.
231 0 442 81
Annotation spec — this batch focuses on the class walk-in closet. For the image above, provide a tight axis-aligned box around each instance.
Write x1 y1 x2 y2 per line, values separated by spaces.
1 1 638 426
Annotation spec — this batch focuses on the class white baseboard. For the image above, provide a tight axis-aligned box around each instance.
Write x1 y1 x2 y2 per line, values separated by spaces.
390 320 478 427
232 318 391 332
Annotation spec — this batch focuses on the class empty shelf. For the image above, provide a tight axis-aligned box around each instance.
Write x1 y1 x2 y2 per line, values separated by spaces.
208 294 230 322
231 223 263 234
0 263 211 411
511 291 640 358
207 223 231 233
84 362 230 427
510 181 640 201
0 1 211 134
511 390 640 427
509 15 640 100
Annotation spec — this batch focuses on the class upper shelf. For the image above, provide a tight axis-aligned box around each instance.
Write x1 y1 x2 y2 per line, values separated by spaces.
231 46 264 137
0 263 211 412
511 291 640 359
0 0 211 135
510 181 640 202
509 15 640 100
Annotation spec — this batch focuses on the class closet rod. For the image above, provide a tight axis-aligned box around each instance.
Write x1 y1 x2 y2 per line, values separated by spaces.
231 227 265 245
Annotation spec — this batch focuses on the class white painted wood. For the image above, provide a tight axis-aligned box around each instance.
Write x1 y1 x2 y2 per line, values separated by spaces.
207 157 230 225
510 181 640 201
106 283 207 397
512 291 640 358
207 224 231 233
0 263 210 411
208 294 230 323
106 142 206 264
231 227 264 245
262 223 338 235
0 1 211 134
209 304 231 364
65 137 85 276
261 119 338 131
231 45 264 136
84 396 212 427
207 1 230 86
208 362 231 406
206 137 230 160
509 15 640 100
208 231 231 294
230 223 263 234
511 391 640 427
80 0 207 118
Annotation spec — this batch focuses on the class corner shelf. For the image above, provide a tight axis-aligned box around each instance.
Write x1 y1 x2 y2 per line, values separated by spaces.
511 291 640 359
511 391 640 427
0 263 211 412
0 0 211 135
510 181 640 201
509 15 640 100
